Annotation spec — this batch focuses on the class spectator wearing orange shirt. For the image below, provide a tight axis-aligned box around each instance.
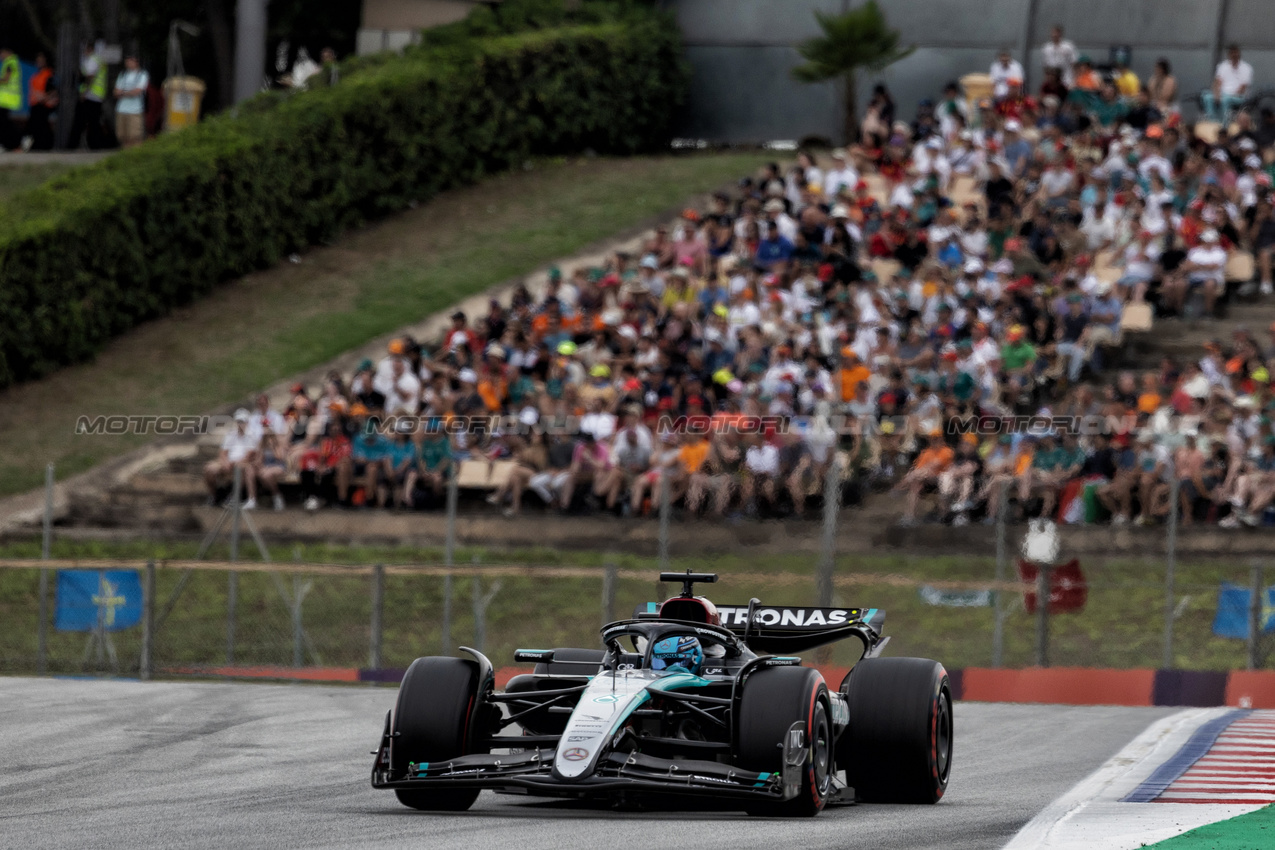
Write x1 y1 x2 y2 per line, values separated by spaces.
1072 56 1101 92
476 360 508 413
897 435 954 525
28 52 58 151
672 430 710 504
837 348 871 406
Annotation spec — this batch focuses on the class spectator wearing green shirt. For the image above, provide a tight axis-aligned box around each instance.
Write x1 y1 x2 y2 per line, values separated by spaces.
352 427 393 508
1089 84 1129 128
404 428 453 508
1022 434 1058 515
1001 324 1037 394
384 421 418 508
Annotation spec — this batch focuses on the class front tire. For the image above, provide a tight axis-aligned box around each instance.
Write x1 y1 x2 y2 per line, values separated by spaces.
737 666 833 817
840 657 953 804
392 656 482 812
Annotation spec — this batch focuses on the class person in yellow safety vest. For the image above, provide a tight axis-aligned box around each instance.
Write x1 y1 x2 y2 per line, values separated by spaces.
69 43 108 150
0 45 21 151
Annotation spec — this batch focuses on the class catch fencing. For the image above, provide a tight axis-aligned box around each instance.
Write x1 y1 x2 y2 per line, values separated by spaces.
2 552 1272 680
9 464 1275 679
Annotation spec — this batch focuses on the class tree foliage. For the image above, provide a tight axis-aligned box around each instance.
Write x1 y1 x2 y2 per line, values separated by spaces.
791 1 912 141
792 1 913 84
0 16 688 388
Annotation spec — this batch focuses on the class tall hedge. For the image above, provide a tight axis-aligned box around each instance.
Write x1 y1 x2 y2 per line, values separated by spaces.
0 18 687 388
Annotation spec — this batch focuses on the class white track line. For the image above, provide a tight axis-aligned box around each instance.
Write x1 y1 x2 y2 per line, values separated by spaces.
1003 709 1264 850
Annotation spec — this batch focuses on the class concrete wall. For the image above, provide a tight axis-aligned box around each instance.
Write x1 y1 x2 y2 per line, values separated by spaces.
353 0 1275 143
358 0 490 56
668 0 1275 144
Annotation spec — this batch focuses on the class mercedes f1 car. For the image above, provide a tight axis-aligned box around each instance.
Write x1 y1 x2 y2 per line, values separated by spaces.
371 571 953 816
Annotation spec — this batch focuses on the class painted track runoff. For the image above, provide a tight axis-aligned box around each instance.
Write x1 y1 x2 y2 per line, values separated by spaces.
0 677 1175 850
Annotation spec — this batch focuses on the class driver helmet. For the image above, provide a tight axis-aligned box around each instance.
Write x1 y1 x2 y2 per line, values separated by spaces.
651 635 704 675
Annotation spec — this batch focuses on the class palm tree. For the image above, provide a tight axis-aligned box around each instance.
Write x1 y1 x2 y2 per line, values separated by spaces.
792 1 913 144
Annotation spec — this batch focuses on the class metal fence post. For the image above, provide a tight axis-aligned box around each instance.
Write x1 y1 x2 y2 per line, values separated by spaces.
471 576 501 654
42 462 54 558
445 469 458 565
441 574 453 656
292 574 304 668
140 560 155 680
37 569 49 675
1163 478 1180 669
602 562 617 627
442 470 458 655
658 469 671 571
816 458 840 608
38 463 53 674
1249 560 1263 671
992 479 1008 667
1035 563 1051 668
472 575 483 652
370 564 384 671
227 464 242 664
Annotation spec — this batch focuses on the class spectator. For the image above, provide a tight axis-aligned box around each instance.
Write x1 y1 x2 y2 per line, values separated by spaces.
112 53 149 148
206 75 1275 535
299 420 350 510
382 420 418 508
990 49 1025 100
1202 44 1252 123
344 425 389 507
1055 294 1090 383
1041 25 1077 87
26 52 58 151
0 45 18 151
602 406 653 513
740 432 780 515
939 434 982 525
204 409 260 507
896 433 953 525
1163 229 1227 317
1112 58 1140 98
256 421 289 510
1072 56 1101 93
860 84 895 145
1147 58 1178 115
68 42 108 150
823 148 858 199
320 46 339 87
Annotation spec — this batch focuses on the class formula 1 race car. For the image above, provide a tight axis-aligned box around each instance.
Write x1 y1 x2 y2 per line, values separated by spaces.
371 571 953 816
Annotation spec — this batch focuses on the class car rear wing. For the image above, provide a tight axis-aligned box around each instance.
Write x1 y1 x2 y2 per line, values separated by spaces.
634 601 886 654
716 605 886 654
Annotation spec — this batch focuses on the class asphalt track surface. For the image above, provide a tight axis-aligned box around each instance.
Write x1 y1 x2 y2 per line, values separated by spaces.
0 677 1176 850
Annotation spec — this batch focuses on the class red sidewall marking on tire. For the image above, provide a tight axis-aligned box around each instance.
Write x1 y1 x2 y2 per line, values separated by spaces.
807 677 826 810
929 676 948 800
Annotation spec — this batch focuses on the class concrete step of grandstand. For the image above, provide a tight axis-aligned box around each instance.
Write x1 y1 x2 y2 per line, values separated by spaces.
126 472 208 500
66 494 200 532
1119 300 1275 370
165 442 222 475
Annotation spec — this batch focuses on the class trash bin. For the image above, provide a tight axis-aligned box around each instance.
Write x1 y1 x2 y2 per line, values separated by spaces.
960 73 993 107
162 76 205 132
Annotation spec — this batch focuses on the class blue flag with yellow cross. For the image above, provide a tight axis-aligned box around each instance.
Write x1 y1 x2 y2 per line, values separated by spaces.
55 570 143 632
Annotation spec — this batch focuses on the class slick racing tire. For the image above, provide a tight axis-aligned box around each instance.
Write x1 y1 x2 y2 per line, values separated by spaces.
840 657 952 804
392 656 482 812
737 666 833 817
533 648 605 676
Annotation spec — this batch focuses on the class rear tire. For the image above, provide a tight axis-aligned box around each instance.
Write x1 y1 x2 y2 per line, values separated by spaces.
840 657 952 804
737 666 832 817
392 657 482 812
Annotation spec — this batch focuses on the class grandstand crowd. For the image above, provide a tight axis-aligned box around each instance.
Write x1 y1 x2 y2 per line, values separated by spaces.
205 33 1275 528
